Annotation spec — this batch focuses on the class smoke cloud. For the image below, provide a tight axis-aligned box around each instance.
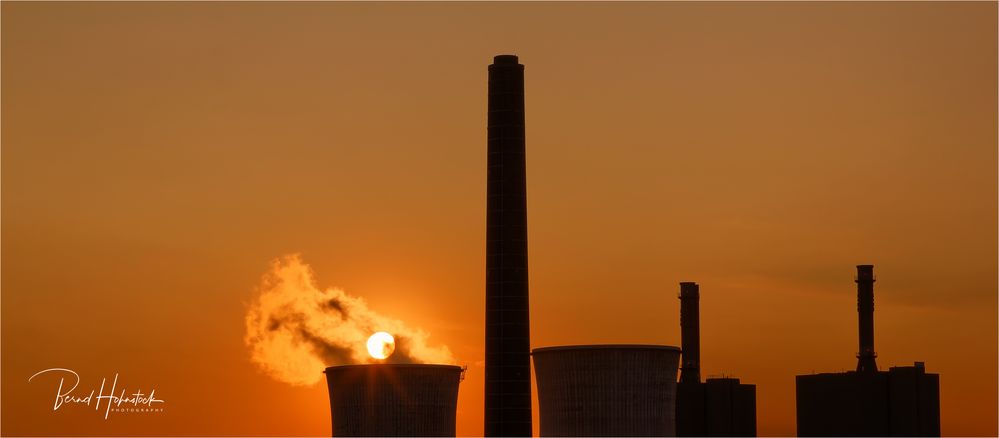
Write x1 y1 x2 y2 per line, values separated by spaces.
244 254 454 386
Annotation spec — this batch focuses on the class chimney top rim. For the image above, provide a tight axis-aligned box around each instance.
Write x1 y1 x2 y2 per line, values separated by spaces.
493 54 520 65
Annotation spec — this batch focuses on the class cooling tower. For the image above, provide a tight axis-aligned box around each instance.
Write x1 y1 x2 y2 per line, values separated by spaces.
532 345 682 437
323 364 462 437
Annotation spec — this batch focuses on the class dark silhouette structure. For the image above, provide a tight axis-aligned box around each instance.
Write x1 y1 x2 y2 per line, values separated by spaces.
795 265 941 437
677 378 757 437
856 265 878 373
797 363 940 437
323 364 462 437
532 345 681 437
679 282 701 384
675 282 757 437
484 54 532 437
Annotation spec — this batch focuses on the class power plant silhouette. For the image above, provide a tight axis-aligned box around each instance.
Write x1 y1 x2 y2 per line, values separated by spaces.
675 282 757 436
484 54 759 437
795 265 941 437
318 55 943 437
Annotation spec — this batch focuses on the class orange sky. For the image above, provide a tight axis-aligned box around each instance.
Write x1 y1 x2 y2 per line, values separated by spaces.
2 2 996 436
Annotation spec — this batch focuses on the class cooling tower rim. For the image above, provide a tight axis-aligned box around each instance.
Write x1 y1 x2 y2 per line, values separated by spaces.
531 344 681 355
323 364 462 373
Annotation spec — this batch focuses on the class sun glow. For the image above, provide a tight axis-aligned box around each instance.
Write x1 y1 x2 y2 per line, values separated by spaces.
367 331 396 360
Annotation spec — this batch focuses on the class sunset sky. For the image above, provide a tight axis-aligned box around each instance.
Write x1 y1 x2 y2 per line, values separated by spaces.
2 2 996 436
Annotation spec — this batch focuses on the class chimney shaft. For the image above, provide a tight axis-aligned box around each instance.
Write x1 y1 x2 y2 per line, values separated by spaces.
855 265 878 372
484 54 532 437
679 282 701 384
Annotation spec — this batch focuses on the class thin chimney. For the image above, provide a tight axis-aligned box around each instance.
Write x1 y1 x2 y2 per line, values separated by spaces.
679 282 701 384
484 54 532 437
855 265 878 372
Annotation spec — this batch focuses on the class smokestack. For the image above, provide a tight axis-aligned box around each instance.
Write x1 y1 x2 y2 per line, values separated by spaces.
679 282 701 384
855 265 878 372
484 54 532 437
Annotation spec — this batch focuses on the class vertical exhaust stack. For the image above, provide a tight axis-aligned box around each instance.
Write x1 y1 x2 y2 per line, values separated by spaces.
679 282 700 384
484 54 532 437
855 265 878 372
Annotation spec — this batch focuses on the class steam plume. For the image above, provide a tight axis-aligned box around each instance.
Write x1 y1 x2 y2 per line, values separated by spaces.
244 254 454 385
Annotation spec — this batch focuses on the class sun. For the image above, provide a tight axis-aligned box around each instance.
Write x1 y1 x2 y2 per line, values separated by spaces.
366 331 395 360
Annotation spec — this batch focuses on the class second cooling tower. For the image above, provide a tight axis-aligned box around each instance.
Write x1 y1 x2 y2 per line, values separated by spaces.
324 364 462 437
532 345 682 437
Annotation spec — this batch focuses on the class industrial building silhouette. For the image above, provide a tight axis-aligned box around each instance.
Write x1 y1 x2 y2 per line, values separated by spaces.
795 265 941 437
675 282 757 436
484 54 758 437
318 55 943 438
